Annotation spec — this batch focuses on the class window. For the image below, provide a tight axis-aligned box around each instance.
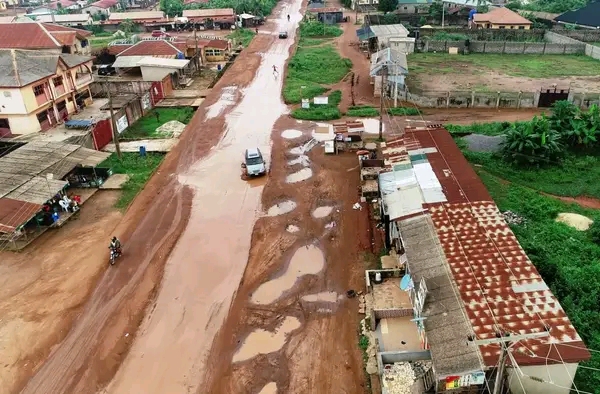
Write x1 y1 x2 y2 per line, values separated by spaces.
206 49 222 56
33 84 45 97
36 111 48 123
499 26 505 29
53 76 63 87
56 100 67 112
0 118 9 129
518 26 525 29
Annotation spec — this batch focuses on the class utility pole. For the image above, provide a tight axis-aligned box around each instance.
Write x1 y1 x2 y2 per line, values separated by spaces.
105 81 122 159
378 65 387 141
471 330 550 394
194 28 200 72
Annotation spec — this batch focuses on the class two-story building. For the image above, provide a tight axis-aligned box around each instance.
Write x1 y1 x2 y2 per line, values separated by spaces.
0 50 94 135
0 21 92 54
472 6 533 29
82 0 118 16
35 13 94 28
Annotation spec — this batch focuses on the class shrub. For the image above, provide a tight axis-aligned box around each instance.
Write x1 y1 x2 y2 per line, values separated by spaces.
346 106 379 117
299 21 343 38
387 107 421 116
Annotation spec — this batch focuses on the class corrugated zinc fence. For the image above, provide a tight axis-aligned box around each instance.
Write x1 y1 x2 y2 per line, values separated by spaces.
416 39 586 55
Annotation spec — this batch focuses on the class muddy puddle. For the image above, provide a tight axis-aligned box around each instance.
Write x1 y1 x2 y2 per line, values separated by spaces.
266 200 297 217
205 86 237 119
232 316 301 363
258 382 278 394
362 118 386 134
301 291 340 303
286 224 300 233
286 167 312 183
251 244 325 304
312 206 333 218
288 155 310 167
281 129 303 139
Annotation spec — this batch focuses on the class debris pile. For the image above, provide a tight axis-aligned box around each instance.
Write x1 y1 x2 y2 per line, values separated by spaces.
382 362 416 393
502 210 526 225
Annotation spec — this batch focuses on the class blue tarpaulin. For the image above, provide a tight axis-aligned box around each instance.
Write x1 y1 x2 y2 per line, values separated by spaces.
356 26 375 41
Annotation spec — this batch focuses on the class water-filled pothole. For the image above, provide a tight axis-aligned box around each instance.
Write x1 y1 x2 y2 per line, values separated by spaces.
286 168 312 183
301 291 340 303
266 200 297 217
286 224 300 233
251 244 325 304
312 206 333 218
258 382 278 394
232 316 301 363
281 129 303 139
288 155 310 167
205 86 237 119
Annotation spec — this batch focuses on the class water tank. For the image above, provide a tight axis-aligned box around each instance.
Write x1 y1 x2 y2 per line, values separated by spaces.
374 272 383 284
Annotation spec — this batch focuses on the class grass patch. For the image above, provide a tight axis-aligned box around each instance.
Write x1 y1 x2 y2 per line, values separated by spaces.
291 90 342 120
298 36 330 47
227 28 255 47
283 45 352 104
299 20 343 38
476 171 600 392
346 105 380 117
99 153 164 209
121 107 194 140
407 53 600 78
90 36 115 49
462 150 600 199
447 121 513 136
387 107 421 116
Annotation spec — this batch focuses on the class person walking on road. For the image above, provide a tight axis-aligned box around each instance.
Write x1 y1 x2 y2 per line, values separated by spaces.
287 14 290 22
272 65 279 78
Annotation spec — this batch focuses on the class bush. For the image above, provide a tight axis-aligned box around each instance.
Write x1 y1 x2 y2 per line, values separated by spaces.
227 28 255 47
346 106 379 117
590 220 600 245
299 21 343 38
283 45 352 104
387 107 421 116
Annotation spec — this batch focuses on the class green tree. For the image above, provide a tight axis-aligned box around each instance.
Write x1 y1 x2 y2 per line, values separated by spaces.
120 18 135 34
549 100 579 133
428 0 444 21
160 0 183 17
502 116 564 165
378 0 398 13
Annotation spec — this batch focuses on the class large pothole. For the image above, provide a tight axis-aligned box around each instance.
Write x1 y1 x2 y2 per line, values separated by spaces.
232 316 301 363
251 244 325 305
265 200 297 217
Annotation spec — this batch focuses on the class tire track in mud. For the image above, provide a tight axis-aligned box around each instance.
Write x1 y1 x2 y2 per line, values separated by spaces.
20 182 188 394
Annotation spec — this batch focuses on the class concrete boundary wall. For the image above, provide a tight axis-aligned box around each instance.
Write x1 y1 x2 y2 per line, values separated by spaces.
400 90 600 109
545 31 600 60
417 39 585 55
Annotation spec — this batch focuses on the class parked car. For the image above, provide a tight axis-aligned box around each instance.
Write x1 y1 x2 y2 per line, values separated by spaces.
98 64 116 76
151 30 170 38
278 31 288 39
243 147 266 177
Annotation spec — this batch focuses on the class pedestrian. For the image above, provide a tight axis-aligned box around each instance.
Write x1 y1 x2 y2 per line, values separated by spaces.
255 27 258 34
272 65 279 78
155 111 160 123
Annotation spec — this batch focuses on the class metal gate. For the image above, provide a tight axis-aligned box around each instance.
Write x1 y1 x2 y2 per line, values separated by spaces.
538 86 570 108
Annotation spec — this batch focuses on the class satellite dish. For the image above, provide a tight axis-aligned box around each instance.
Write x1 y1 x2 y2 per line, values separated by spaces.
400 274 413 291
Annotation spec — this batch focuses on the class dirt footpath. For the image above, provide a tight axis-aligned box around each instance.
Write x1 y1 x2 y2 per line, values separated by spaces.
0 191 122 394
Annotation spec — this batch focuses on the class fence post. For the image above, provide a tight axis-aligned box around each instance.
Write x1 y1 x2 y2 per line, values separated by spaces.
563 44 567 54
503 41 506 54
517 91 522 109
446 92 450 108
496 92 501 109
471 91 475 107
483 42 486 53
543 42 546 54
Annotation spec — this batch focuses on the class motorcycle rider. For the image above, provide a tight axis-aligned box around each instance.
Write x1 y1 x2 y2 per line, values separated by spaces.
109 236 122 255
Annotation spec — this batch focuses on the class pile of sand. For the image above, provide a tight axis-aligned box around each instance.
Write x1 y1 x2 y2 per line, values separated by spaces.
555 213 594 231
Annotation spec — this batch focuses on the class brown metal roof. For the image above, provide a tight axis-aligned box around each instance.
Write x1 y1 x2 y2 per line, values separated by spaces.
0 198 41 234
473 6 533 25
117 40 184 57
402 126 591 367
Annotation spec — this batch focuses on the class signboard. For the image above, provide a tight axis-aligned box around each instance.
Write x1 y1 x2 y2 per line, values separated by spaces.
116 115 128 134
301 99 310 109
314 96 328 105
445 371 486 389
142 93 151 110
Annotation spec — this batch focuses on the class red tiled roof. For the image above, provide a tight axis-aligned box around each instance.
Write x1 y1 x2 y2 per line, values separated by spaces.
44 0 76 9
0 22 60 49
42 22 92 37
50 31 77 46
117 40 184 57
206 39 228 50
0 198 42 234
88 0 118 8
107 44 132 55
473 6 533 25
401 126 590 367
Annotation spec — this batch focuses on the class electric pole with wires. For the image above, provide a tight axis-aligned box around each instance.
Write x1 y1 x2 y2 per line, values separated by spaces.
378 65 387 141
470 330 551 394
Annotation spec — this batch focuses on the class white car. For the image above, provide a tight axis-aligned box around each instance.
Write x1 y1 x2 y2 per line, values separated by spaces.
244 147 266 176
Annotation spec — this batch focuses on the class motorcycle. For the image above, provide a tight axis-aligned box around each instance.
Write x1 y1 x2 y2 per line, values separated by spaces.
109 247 122 265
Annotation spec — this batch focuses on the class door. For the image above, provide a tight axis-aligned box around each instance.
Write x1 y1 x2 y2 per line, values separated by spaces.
538 86 569 108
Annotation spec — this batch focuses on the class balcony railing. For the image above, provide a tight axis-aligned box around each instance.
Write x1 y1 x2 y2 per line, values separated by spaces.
75 73 93 86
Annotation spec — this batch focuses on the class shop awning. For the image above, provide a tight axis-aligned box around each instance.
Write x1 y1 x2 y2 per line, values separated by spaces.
0 198 42 234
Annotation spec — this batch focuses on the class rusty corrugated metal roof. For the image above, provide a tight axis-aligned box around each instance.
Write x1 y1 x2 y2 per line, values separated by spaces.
403 126 591 367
